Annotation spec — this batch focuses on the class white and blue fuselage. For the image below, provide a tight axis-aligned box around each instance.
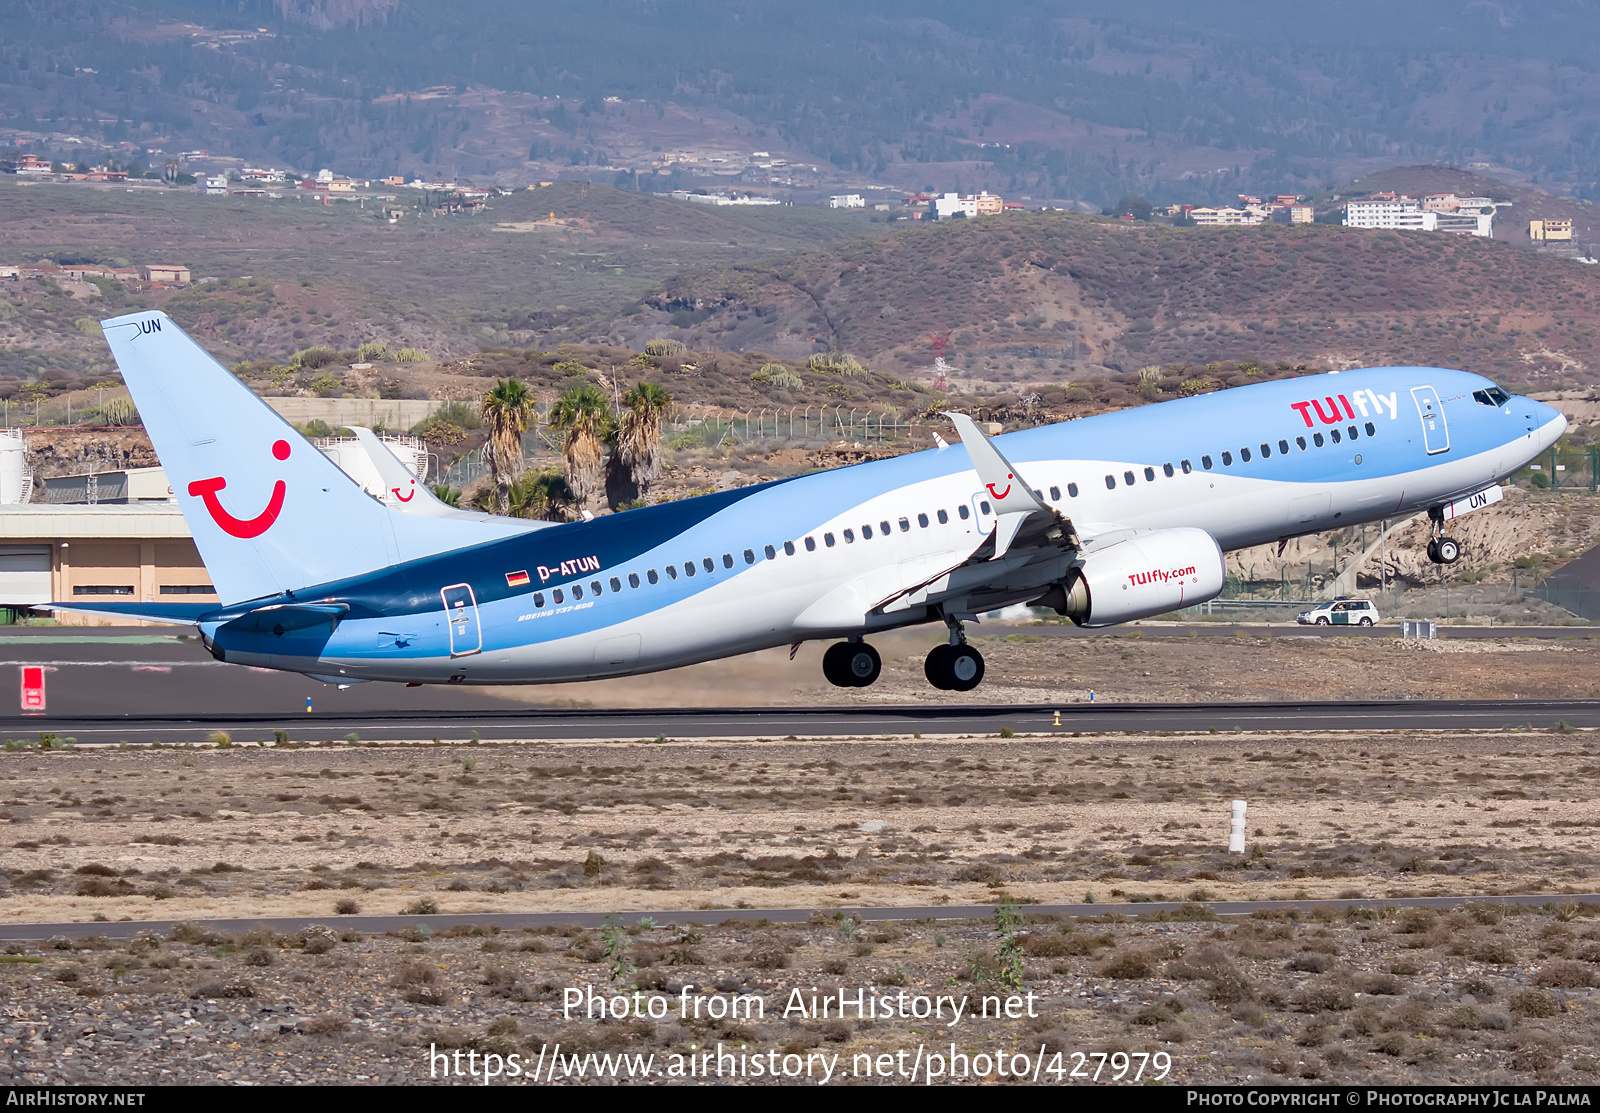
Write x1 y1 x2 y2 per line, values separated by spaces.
199 369 1564 684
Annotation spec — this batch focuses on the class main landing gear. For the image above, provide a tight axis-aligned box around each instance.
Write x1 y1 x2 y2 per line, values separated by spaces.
925 614 985 692
1425 506 1462 565
823 640 881 688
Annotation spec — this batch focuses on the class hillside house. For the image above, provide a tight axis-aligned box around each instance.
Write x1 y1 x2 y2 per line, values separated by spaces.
829 194 865 209
143 264 191 286
1531 218 1574 243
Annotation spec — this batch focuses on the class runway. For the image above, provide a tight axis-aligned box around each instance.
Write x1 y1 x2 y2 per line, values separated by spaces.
1 892 1593 942
0 626 1596 742
1 696 1598 743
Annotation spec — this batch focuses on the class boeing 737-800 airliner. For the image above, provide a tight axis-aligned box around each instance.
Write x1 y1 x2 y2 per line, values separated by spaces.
56 311 1565 692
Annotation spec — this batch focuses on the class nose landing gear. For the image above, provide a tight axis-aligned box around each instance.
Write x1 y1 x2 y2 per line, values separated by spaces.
1425 506 1462 565
925 613 986 692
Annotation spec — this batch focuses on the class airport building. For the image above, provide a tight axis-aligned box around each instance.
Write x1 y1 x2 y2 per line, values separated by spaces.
0 430 428 624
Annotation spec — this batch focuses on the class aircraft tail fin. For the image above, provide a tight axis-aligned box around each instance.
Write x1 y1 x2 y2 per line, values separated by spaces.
98 311 496 604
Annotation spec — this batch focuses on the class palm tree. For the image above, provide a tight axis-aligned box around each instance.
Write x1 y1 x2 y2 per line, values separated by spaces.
480 378 535 515
547 382 611 510
507 470 575 522
606 381 673 509
430 484 462 507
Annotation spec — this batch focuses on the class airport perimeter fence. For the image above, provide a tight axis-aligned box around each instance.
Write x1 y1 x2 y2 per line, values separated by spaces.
435 404 934 491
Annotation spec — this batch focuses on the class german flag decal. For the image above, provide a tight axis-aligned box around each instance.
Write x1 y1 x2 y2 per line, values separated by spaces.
505 570 531 588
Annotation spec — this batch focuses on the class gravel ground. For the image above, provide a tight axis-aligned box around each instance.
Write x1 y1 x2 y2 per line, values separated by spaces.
2 902 1598 1084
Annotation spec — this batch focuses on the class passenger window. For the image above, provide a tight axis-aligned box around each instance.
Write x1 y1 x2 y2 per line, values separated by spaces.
917 513 929 527
843 528 855 542
1105 474 1116 489
680 561 692 577
572 584 584 600
1364 422 1376 436
702 557 714 572
533 592 545 607
976 505 989 517
1162 463 1174 478
1049 486 1060 500
1144 466 1155 482
784 541 796 556
881 519 892 534
553 588 564 604
591 580 603 595
1240 448 1251 462
722 554 733 568
1313 432 1324 447
665 565 678 580
628 573 640 589
824 533 835 547
862 524 873 538
1330 429 1342 444
957 505 970 520
647 569 659 584
1259 443 1270 458
743 549 755 565
1296 436 1308 450
1347 425 1358 440
898 517 910 532
1279 439 1289 454
1179 461 1191 475
1124 470 1135 485
1202 456 1213 470
937 509 949 524
1068 482 1080 496
610 577 621 592
1221 452 1232 466
804 536 816 552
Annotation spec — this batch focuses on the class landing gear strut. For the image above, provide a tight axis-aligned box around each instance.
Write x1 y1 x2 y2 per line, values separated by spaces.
925 614 986 692
823 640 881 687
1425 506 1462 565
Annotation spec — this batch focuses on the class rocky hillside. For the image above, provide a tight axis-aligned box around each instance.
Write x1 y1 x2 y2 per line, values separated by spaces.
624 209 1600 391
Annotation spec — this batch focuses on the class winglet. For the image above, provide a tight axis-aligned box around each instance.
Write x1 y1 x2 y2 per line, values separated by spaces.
941 412 1049 516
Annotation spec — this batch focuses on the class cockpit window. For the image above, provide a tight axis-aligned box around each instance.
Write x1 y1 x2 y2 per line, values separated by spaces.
1473 387 1512 407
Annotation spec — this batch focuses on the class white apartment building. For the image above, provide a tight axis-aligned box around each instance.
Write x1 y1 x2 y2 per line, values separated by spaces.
1190 206 1266 226
1344 198 1437 231
932 192 977 219
829 194 865 209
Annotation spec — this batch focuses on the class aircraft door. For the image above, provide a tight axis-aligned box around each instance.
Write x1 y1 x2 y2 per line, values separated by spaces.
441 583 482 657
1411 386 1450 455
969 493 996 535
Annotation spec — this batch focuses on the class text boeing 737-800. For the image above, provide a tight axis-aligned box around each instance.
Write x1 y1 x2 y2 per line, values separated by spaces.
55 311 1565 692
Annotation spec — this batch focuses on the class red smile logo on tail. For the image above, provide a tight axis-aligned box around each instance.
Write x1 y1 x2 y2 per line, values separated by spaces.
187 440 290 539
392 480 416 503
985 473 1014 500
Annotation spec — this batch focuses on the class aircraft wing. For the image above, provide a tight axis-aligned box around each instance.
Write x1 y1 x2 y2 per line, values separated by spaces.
866 414 1085 618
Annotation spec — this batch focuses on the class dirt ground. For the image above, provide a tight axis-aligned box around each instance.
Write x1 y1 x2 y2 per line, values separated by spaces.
1 729 1599 1085
475 625 1600 708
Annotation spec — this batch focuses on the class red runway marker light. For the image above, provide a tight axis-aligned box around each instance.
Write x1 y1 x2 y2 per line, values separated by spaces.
20 666 44 714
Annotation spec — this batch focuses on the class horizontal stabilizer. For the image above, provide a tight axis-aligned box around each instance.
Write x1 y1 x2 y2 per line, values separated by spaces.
42 602 216 626
217 603 349 636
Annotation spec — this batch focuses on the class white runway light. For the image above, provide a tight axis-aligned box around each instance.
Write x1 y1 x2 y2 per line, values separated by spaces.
1228 799 1248 854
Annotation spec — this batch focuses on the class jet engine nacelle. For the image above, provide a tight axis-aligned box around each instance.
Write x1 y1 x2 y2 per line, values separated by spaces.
1034 527 1225 627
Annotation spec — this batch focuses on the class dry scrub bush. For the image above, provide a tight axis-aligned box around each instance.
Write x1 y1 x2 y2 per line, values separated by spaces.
1291 977 1354 1013
1509 989 1559 1018
1099 950 1155 979
1535 962 1598 988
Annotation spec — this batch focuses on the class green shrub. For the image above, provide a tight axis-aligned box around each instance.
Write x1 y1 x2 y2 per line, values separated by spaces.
393 348 429 362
